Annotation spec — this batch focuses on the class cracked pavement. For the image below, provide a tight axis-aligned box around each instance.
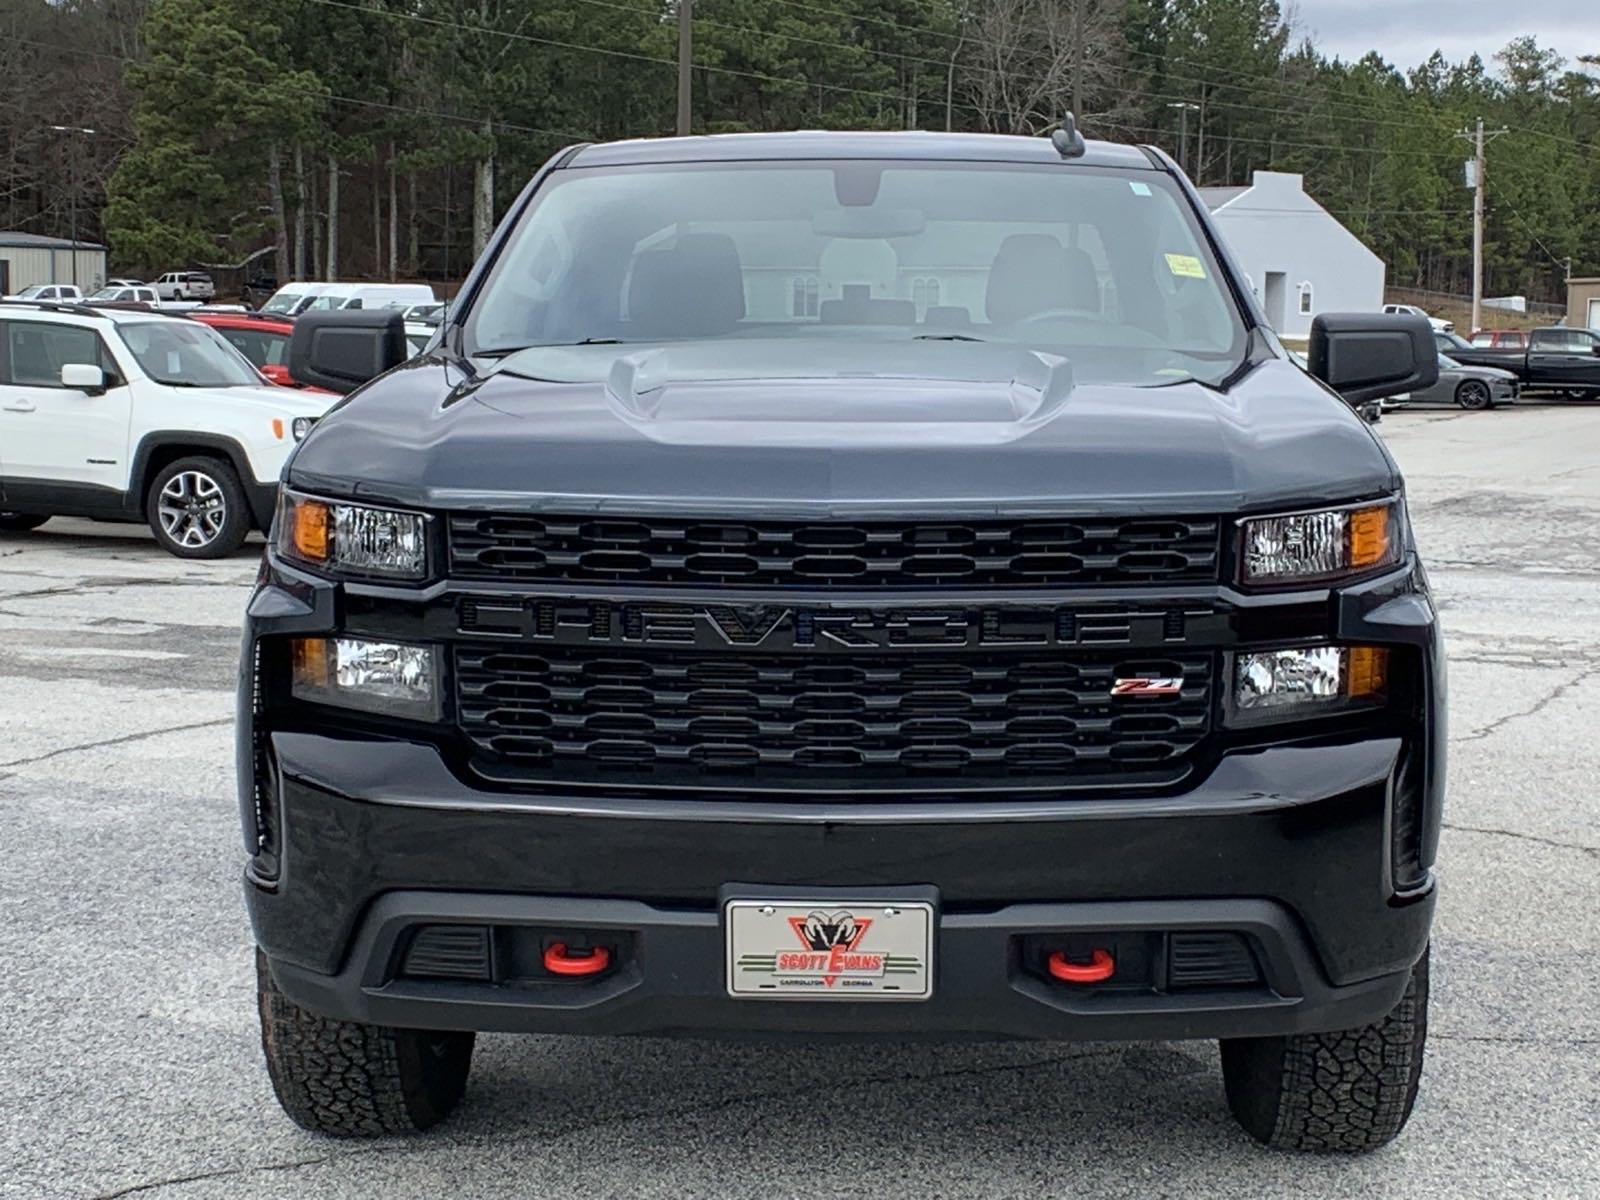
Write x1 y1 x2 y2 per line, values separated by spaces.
3 402 1599 1199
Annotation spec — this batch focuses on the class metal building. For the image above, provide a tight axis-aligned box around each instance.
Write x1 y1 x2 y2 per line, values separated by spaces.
0 232 107 295
1198 172 1386 341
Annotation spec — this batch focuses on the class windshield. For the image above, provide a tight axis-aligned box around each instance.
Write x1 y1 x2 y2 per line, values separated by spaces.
16 284 50 298
1439 354 1461 368
469 159 1246 386
261 293 301 314
117 320 262 386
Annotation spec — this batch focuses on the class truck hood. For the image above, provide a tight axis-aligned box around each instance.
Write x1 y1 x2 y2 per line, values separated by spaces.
289 343 1398 515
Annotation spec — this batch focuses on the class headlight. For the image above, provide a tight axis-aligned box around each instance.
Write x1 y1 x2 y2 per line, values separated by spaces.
1229 645 1388 725
291 416 314 441
291 636 441 720
1238 500 1401 586
276 490 428 579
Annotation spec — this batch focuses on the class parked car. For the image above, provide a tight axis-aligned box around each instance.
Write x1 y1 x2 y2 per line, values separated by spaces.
241 273 279 310
84 284 160 308
258 282 334 316
3 283 83 303
1404 355 1519 410
1450 325 1600 399
1468 329 1529 350
154 271 216 301
0 301 335 556
400 301 446 325
246 129 1444 1153
187 310 314 389
309 283 438 311
1383 302 1453 333
1434 330 1473 354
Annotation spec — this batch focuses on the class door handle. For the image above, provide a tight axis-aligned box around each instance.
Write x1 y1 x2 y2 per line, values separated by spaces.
2 400 36 413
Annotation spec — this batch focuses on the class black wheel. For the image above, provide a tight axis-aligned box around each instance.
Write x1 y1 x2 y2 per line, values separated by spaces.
1221 947 1428 1153
257 950 475 1136
0 512 50 532
1454 380 1492 410
145 455 250 558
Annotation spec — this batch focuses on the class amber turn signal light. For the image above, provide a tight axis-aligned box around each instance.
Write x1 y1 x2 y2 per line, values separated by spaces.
289 496 331 563
1346 645 1389 699
1348 505 1393 570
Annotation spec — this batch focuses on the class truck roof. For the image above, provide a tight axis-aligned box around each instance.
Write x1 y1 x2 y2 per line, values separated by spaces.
567 130 1161 172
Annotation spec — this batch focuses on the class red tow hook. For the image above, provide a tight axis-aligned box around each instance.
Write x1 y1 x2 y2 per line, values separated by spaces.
1047 947 1115 984
543 942 611 977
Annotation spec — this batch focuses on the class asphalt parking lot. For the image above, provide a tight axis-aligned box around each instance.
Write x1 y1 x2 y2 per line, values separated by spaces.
2 402 1597 1199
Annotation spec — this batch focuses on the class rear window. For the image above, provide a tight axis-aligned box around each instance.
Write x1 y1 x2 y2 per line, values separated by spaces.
469 159 1246 386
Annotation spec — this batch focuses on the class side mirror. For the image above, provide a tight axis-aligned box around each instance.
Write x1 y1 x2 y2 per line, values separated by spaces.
60 363 106 394
1308 313 1439 405
287 309 407 394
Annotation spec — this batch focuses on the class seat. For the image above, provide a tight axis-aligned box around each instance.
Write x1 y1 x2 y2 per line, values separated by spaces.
9 330 58 385
985 235 1102 325
626 233 746 339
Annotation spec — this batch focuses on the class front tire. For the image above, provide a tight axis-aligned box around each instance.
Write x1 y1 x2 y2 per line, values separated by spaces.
1455 380 1492 410
257 951 475 1137
1220 947 1428 1152
146 456 250 558
0 512 50 532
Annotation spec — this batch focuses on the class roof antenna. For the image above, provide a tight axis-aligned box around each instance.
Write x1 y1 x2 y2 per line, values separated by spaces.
1050 113 1087 159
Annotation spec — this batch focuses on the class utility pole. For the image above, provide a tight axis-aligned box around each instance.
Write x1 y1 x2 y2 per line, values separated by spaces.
676 0 693 137
1454 117 1508 335
49 125 96 288
1167 103 1199 178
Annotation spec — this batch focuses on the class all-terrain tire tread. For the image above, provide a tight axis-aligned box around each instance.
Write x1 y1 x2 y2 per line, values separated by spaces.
1222 948 1428 1153
256 951 472 1137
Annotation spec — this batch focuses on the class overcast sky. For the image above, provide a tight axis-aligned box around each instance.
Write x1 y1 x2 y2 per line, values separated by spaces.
1293 0 1597 70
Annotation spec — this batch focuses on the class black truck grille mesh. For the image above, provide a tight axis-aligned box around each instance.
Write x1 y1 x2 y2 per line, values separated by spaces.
448 514 1221 588
456 645 1214 791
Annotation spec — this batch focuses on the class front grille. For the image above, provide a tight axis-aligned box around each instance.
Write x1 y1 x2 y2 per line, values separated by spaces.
448 514 1222 588
456 644 1214 793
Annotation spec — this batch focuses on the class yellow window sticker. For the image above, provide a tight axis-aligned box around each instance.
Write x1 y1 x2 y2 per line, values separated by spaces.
1164 253 1207 279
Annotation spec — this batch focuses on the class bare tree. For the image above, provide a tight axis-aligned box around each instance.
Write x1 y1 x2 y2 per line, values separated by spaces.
961 0 1130 135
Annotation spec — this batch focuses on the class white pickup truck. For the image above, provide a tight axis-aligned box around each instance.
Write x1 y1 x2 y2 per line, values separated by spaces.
0 301 336 557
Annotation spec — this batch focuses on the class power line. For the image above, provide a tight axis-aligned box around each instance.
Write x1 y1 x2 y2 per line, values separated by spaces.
15 36 593 141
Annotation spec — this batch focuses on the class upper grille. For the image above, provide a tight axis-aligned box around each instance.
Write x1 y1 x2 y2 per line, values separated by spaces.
448 514 1222 588
456 644 1214 793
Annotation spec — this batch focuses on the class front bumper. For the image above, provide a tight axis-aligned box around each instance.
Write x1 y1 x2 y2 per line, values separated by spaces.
241 555 1445 1043
251 730 1432 1041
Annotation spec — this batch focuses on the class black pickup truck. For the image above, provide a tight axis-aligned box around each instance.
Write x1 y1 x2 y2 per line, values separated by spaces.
242 126 1445 1153
1451 325 1600 398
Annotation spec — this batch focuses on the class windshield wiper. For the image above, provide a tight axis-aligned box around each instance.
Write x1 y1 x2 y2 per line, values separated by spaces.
913 333 986 342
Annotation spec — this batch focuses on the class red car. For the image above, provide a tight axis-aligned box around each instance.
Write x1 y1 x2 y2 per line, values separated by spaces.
187 311 309 388
1468 329 1530 350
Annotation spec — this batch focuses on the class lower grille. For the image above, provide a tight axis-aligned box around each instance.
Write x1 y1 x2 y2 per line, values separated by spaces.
456 644 1214 793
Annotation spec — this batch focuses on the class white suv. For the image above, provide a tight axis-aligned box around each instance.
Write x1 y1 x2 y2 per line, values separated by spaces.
154 271 216 301
0 303 335 557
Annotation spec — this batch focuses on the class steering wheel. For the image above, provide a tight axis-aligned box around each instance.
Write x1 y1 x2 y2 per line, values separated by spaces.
1006 307 1108 330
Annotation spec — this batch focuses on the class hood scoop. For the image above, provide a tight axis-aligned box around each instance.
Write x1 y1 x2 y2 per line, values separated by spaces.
603 345 1075 443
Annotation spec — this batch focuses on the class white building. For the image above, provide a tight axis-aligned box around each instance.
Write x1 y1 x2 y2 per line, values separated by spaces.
1198 171 1384 340
0 232 107 296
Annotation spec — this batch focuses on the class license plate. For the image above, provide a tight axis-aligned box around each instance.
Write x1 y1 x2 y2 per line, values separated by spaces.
725 900 933 1000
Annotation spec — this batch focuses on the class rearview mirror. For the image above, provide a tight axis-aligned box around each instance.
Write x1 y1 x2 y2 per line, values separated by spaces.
1308 313 1438 405
287 309 407 394
60 363 106 394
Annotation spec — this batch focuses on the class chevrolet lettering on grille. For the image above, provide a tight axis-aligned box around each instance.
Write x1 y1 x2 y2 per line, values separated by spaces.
458 597 1226 653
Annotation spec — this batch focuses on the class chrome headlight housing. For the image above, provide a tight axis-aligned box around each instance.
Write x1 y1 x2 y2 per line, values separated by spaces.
1238 499 1402 587
275 489 429 580
1228 645 1389 726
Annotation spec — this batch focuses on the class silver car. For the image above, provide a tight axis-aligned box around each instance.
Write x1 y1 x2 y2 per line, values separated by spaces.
1408 354 1519 411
